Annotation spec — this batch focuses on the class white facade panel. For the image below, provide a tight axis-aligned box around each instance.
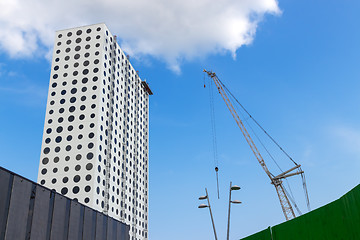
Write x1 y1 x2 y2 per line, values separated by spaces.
38 23 150 240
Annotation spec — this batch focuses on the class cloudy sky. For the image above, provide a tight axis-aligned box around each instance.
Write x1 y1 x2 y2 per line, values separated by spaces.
1 0 360 239
0 0 280 72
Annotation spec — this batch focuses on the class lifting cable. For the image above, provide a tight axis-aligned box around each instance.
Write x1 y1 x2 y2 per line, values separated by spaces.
301 169 311 211
235 103 283 175
206 75 220 199
215 76 311 213
231 87 302 211
218 78 298 166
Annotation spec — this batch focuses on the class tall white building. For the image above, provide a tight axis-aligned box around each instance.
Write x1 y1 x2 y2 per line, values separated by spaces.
38 23 152 240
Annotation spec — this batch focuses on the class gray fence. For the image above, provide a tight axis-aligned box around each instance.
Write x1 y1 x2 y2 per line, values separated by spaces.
0 166 129 240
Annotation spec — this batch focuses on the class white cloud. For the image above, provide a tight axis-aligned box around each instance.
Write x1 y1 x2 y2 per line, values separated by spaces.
0 0 280 72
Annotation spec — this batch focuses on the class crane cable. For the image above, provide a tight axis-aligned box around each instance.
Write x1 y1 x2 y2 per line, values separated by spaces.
236 103 282 175
301 169 311 211
206 74 220 199
233 97 301 209
215 75 311 213
218 78 298 166
231 88 302 211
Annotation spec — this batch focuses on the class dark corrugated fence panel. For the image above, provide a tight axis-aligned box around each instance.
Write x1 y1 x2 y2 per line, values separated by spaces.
5 176 32 240
82 207 96 240
0 170 13 240
68 201 84 240
95 212 107 240
116 220 123 240
107 216 116 240
50 194 71 240
123 224 131 240
25 184 37 240
127 225 131 240
0 167 130 240
30 186 52 240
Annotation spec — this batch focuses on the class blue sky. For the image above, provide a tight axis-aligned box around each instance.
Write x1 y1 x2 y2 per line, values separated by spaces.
1 0 360 239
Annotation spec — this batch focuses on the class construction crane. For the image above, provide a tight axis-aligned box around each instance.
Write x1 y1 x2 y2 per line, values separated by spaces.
204 69 309 221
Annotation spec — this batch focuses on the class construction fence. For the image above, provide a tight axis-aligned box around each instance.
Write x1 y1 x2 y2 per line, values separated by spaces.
0 166 130 240
240 184 360 240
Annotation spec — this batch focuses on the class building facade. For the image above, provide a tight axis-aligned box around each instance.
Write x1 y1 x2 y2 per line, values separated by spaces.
37 23 152 240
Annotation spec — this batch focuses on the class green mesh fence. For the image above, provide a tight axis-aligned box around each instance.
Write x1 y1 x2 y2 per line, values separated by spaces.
240 184 360 240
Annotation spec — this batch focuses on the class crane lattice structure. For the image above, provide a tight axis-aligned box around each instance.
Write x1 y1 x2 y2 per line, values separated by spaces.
204 69 308 220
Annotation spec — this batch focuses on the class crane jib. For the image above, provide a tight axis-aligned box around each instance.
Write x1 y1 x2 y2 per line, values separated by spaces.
203 69 309 221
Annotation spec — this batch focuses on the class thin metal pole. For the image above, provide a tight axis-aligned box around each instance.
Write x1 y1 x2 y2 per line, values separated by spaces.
227 181 232 240
205 188 218 240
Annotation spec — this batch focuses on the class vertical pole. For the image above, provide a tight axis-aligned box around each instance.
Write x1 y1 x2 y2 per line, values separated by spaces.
227 181 232 240
205 188 218 240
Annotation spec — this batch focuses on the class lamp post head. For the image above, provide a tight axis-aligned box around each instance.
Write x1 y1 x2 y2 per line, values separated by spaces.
199 195 207 200
231 200 242 204
198 204 209 209
231 185 241 191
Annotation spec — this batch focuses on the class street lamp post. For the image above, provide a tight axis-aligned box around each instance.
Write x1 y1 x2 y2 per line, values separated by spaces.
198 188 218 240
227 182 241 240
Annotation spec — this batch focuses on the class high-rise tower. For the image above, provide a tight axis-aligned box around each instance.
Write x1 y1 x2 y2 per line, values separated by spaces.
37 23 152 240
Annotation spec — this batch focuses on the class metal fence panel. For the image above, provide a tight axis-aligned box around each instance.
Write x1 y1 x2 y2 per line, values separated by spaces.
240 184 360 240
339 184 360 239
68 201 84 240
116 220 123 240
95 212 107 240
271 194 353 240
82 207 96 240
0 170 13 240
30 186 52 240
126 225 131 240
4 176 32 240
50 194 71 240
0 167 130 240
117 223 130 240
240 227 272 240
107 217 117 240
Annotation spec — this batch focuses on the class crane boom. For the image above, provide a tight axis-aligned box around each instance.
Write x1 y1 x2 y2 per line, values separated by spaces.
204 69 303 221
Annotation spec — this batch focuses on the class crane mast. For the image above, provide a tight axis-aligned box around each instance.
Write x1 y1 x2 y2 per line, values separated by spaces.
204 69 303 221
